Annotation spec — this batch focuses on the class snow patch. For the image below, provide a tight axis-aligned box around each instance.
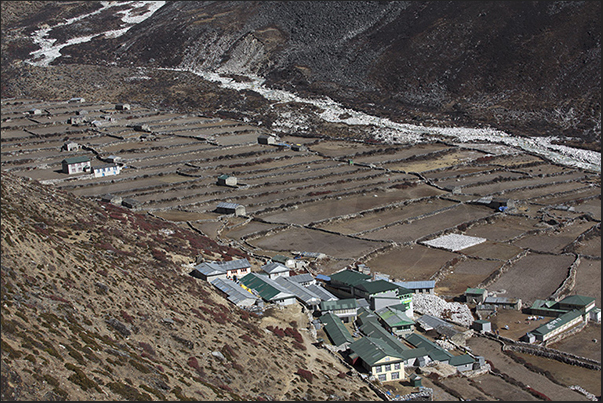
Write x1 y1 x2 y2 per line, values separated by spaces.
422 233 487 252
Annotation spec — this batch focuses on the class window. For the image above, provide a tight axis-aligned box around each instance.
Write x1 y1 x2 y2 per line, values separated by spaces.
378 374 387 382
394 363 401 370
374 366 382 373
391 372 400 380
384 364 391 372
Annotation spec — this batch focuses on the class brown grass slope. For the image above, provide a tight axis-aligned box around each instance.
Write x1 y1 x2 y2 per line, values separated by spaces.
0 171 380 401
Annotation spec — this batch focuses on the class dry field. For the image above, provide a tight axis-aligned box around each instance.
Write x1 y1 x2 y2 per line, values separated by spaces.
485 252 577 305
435 258 505 296
2 98 599 299
363 244 459 281
1 98 601 396
467 337 593 401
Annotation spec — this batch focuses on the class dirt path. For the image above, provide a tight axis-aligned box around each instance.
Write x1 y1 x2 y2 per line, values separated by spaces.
467 336 591 401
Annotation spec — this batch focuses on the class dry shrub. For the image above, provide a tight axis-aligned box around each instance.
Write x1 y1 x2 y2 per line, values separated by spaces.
296 368 313 383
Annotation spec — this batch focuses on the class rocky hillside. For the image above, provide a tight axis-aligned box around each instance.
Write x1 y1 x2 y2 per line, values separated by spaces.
0 171 381 401
1 1 600 149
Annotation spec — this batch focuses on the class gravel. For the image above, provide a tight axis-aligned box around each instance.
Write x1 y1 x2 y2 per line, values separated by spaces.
412 293 474 327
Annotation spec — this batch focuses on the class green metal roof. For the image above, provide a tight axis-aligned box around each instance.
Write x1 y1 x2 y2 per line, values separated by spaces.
359 320 410 353
348 337 405 366
531 309 584 336
238 273 294 301
378 308 415 328
320 298 357 311
272 254 291 264
530 299 557 309
354 279 405 295
428 349 453 362
449 354 475 366
465 287 485 295
558 295 596 308
404 332 442 353
329 269 371 286
320 312 354 347
400 347 429 360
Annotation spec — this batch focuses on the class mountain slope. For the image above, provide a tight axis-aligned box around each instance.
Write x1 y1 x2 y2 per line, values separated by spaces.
0 171 380 401
1 1 600 149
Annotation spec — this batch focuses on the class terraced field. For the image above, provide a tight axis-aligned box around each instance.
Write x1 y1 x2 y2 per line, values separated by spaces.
2 97 601 401
2 98 600 305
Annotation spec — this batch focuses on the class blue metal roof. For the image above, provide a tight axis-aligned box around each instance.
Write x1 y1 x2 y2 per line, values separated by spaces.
394 281 436 290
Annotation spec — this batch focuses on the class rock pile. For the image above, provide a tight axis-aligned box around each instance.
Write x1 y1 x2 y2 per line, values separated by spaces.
413 293 474 327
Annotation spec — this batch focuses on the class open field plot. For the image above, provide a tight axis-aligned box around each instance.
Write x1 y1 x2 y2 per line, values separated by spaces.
547 323 602 364
530 187 601 209
64 171 203 199
308 140 407 158
479 153 546 167
467 337 591 401
189 220 225 239
486 252 576 303
464 214 545 242
213 131 265 146
0 128 35 140
571 231 601 257
97 126 135 136
347 145 456 166
256 184 446 225
23 123 88 137
1 147 70 166
438 375 497 401
137 165 403 212
422 164 498 180
114 112 186 126
153 121 258 135
363 203 495 244
145 115 219 128
512 162 576 176
245 226 385 263
277 135 316 145
453 239 523 260
573 258 602 307
222 220 284 240
236 160 368 185
460 171 589 196
99 135 203 153
514 349 601 396
1 138 70 153
382 149 485 173
363 244 458 282
501 182 594 201
512 219 598 254
470 374 539 401
467 373 537 401
435 170 528 190
435 258 504 296
314 197 458 235
452 142 522 155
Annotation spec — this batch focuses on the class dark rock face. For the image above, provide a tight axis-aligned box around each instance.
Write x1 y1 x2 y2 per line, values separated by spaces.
1 1 600 147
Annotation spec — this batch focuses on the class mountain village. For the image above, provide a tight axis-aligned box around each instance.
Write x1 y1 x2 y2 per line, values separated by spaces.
2 97 600 401
184 248 600 400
